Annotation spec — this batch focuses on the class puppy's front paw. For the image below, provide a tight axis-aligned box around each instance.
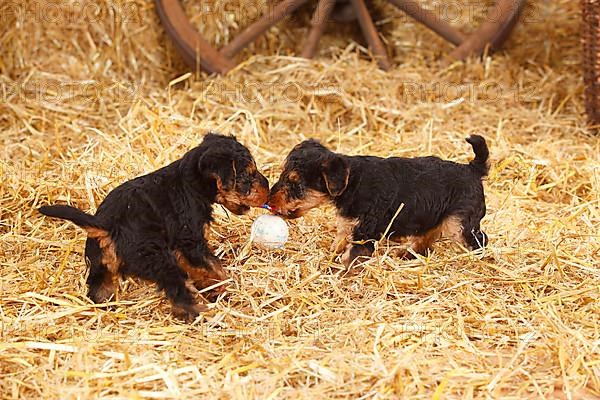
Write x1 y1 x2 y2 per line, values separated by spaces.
330 237 348 254
205 287 228 303
389 247 417 259
172 302 209 321
339 244 372 275
87 279 116 305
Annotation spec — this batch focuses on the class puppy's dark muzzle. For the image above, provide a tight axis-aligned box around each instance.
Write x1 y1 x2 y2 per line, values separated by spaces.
244 174 269 207
267 186 300 219
267 186 284 213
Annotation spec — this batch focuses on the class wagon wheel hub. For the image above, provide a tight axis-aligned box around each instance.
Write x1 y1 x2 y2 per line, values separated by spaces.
156 0 527 74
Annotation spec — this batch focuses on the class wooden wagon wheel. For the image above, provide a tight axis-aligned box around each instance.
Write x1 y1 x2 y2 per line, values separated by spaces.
155 0 527 74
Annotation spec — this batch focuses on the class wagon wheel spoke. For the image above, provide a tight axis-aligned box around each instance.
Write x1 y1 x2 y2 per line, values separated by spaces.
386 0 526 61
446 0 526 61
386 0 466 46
350 0 392 70
220 0 311 58
486 0 527 50
302 0 337 58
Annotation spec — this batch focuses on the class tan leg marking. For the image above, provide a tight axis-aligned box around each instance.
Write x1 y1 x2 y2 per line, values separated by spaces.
340 244 372 272
84 227 121 302
439 215 465 245
185 279 200 295
332 215 358 253
93 272 116 303
173 250 228 295
86 227 122 275
172 250 227 318
340 246 352 267
389 215 465 257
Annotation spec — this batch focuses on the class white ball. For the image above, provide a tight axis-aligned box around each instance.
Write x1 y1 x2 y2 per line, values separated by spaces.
251 214 289 249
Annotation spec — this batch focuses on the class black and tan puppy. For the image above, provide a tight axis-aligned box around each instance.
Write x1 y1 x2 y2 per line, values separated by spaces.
39 133 269 319
268 136 489 270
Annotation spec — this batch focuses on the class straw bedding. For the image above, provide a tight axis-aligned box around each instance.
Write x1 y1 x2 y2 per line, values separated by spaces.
1 0 598 398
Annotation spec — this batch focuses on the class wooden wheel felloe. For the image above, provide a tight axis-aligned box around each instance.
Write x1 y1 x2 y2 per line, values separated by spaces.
155 0 527 74
155 0 234 73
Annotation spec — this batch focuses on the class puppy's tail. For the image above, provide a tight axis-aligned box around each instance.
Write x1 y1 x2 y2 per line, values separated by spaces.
39 205 105 234
466 135 489 176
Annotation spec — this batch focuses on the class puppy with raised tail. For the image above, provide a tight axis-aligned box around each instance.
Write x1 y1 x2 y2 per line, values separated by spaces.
268 135 490 271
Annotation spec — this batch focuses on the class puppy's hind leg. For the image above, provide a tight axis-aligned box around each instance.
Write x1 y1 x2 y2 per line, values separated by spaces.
442 215 487 251
389 227 443 259
161 268 209 321
463 226 488 250
337 218 381 273
121 240 208 321
85 238 116 304
340 243 374 271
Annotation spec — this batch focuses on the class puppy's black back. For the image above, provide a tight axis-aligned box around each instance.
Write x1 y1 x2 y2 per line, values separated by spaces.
336 152 486 239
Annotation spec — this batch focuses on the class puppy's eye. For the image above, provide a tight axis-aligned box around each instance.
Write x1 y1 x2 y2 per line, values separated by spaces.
288 180 305 199
237 176 252 195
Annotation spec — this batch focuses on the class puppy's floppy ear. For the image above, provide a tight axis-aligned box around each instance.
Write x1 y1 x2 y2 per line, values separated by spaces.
198 152 236 191
322 155 349 197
